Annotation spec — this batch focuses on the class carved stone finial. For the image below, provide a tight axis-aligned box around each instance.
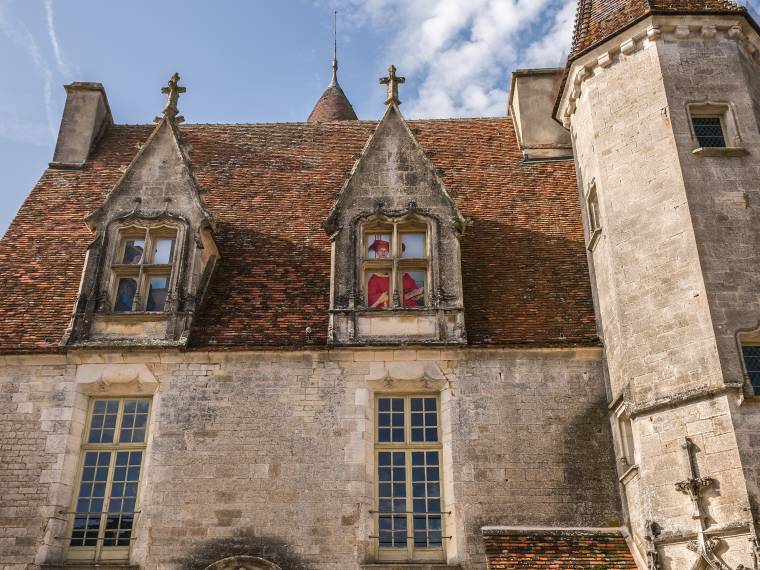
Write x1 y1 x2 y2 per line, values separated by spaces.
379 65 406 106
157 72 186 124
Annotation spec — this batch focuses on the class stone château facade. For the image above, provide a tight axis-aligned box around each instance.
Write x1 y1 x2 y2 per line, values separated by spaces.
1 1 760 569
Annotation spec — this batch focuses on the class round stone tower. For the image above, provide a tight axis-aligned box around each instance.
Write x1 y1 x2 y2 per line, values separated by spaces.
557 1 760 567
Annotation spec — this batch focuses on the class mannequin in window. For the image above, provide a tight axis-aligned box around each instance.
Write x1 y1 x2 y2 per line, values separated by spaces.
368 239 391 308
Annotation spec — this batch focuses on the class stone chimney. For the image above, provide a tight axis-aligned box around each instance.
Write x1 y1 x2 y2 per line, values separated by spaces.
51 82 113 169
508 69 572 161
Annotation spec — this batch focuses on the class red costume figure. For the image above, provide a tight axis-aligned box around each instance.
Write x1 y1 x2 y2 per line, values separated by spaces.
368 273 390 308
402 273 424 307
368 237 390 259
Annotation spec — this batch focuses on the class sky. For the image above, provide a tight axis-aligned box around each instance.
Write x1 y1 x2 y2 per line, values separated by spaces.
1 0 757 235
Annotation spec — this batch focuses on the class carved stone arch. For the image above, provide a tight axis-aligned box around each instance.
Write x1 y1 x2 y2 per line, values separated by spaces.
203 555 282 570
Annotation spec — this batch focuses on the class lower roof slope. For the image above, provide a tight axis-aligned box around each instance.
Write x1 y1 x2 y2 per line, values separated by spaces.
0 117 595 353
483 527 637 569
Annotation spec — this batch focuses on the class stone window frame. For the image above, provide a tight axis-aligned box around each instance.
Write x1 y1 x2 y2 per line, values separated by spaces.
738 328 760 397
64 397 152 564
687 101 749 157
372 393 446 564
585 180 602 251
104 219 185 314
614 406 636 470
357 212 434 311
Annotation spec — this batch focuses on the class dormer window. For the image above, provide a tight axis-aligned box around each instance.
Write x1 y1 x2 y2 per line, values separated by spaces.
111 226 178 313
363 220 429 309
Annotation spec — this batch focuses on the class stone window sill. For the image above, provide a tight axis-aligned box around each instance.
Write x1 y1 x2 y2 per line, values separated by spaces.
619 464 640 486
692 147 749 157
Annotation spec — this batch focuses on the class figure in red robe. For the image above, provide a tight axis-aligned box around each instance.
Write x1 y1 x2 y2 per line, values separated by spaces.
368 273 390 308
402 272 424 307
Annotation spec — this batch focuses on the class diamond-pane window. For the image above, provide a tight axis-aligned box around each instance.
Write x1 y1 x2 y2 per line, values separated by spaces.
743 346 760 392
692 117 726 148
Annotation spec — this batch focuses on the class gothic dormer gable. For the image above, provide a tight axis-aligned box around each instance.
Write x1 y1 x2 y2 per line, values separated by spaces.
63 74 219 349
326 71 466 346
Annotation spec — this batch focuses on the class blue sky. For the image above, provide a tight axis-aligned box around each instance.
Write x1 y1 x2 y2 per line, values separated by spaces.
1 0 758 234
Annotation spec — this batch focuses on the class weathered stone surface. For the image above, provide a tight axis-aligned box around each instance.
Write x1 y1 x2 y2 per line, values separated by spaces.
565 12 760 568
0 347 619 569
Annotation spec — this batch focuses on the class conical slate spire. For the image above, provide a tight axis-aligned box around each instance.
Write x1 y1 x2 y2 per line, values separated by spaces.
571 0 745 57
307 11 358 123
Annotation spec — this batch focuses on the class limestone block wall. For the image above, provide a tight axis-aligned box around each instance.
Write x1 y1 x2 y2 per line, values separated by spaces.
658 21 760 527
0 347 619 570
565 14 760 567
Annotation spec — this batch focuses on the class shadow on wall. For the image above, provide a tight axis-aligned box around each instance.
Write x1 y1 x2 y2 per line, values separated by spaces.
177 536 311 570
561 395 622 522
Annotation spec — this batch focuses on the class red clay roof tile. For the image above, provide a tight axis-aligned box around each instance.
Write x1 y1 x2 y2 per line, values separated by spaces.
0 118 596 353
483 528 637 569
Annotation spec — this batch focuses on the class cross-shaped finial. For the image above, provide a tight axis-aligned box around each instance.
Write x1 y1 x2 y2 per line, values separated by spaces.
157 72 186 123
379 65 406 106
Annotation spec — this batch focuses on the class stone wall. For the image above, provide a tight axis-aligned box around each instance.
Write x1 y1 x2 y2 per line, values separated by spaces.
566 13 760 568
0 347 619 570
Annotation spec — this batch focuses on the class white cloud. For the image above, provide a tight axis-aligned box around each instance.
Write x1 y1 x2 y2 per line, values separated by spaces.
332 0 575 118
43 0 69 76
0 0 57 141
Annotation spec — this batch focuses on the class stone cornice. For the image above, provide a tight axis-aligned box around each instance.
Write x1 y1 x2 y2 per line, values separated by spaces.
558 14 760 128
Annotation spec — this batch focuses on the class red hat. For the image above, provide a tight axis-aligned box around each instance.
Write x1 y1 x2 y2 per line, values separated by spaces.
368 239 390 253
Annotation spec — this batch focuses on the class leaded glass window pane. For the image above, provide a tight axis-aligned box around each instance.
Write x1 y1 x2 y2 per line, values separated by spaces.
743 346 760 391
121 240 145 265
410 397 438 443
692 117 726 148
378 451 408 549
400 233 425 258
151 239 175 264
69 399 150 561
412 450 442 548
88 400 119 444
402 271 426 308
113 278 138 312
378 398 405 443
146 276 169 312
367 233 392 259
376 395 443 560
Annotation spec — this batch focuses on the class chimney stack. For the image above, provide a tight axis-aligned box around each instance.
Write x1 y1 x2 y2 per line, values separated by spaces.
51 82 113 169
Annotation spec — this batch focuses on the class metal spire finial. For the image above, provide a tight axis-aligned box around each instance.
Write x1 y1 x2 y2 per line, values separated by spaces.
379 65 406 106
330 10 338 86
157 72 186 124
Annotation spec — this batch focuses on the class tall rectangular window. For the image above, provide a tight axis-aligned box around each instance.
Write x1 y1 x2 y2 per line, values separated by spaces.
67 398 151 563
375 395 444 563
742 345 760 392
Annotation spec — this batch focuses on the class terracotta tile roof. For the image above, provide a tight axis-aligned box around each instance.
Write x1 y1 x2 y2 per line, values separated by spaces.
307 83 358 123
483 527 637 569
571 0 746 57
0 118 596 353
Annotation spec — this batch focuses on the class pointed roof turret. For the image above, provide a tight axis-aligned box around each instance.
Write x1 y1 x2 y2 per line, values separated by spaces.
307 11 358 123
571 0 746 57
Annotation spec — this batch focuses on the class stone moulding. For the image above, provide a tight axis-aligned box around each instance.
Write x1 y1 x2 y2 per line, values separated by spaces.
204 556 282 570
558 15 760 128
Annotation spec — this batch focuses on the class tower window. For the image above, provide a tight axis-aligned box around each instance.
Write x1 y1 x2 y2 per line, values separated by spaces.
691 116 727 148
585 182 602 251
111 226 177 313
742 345 760 392
67 398 151 562
375 395 444 563
363 221 429 309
